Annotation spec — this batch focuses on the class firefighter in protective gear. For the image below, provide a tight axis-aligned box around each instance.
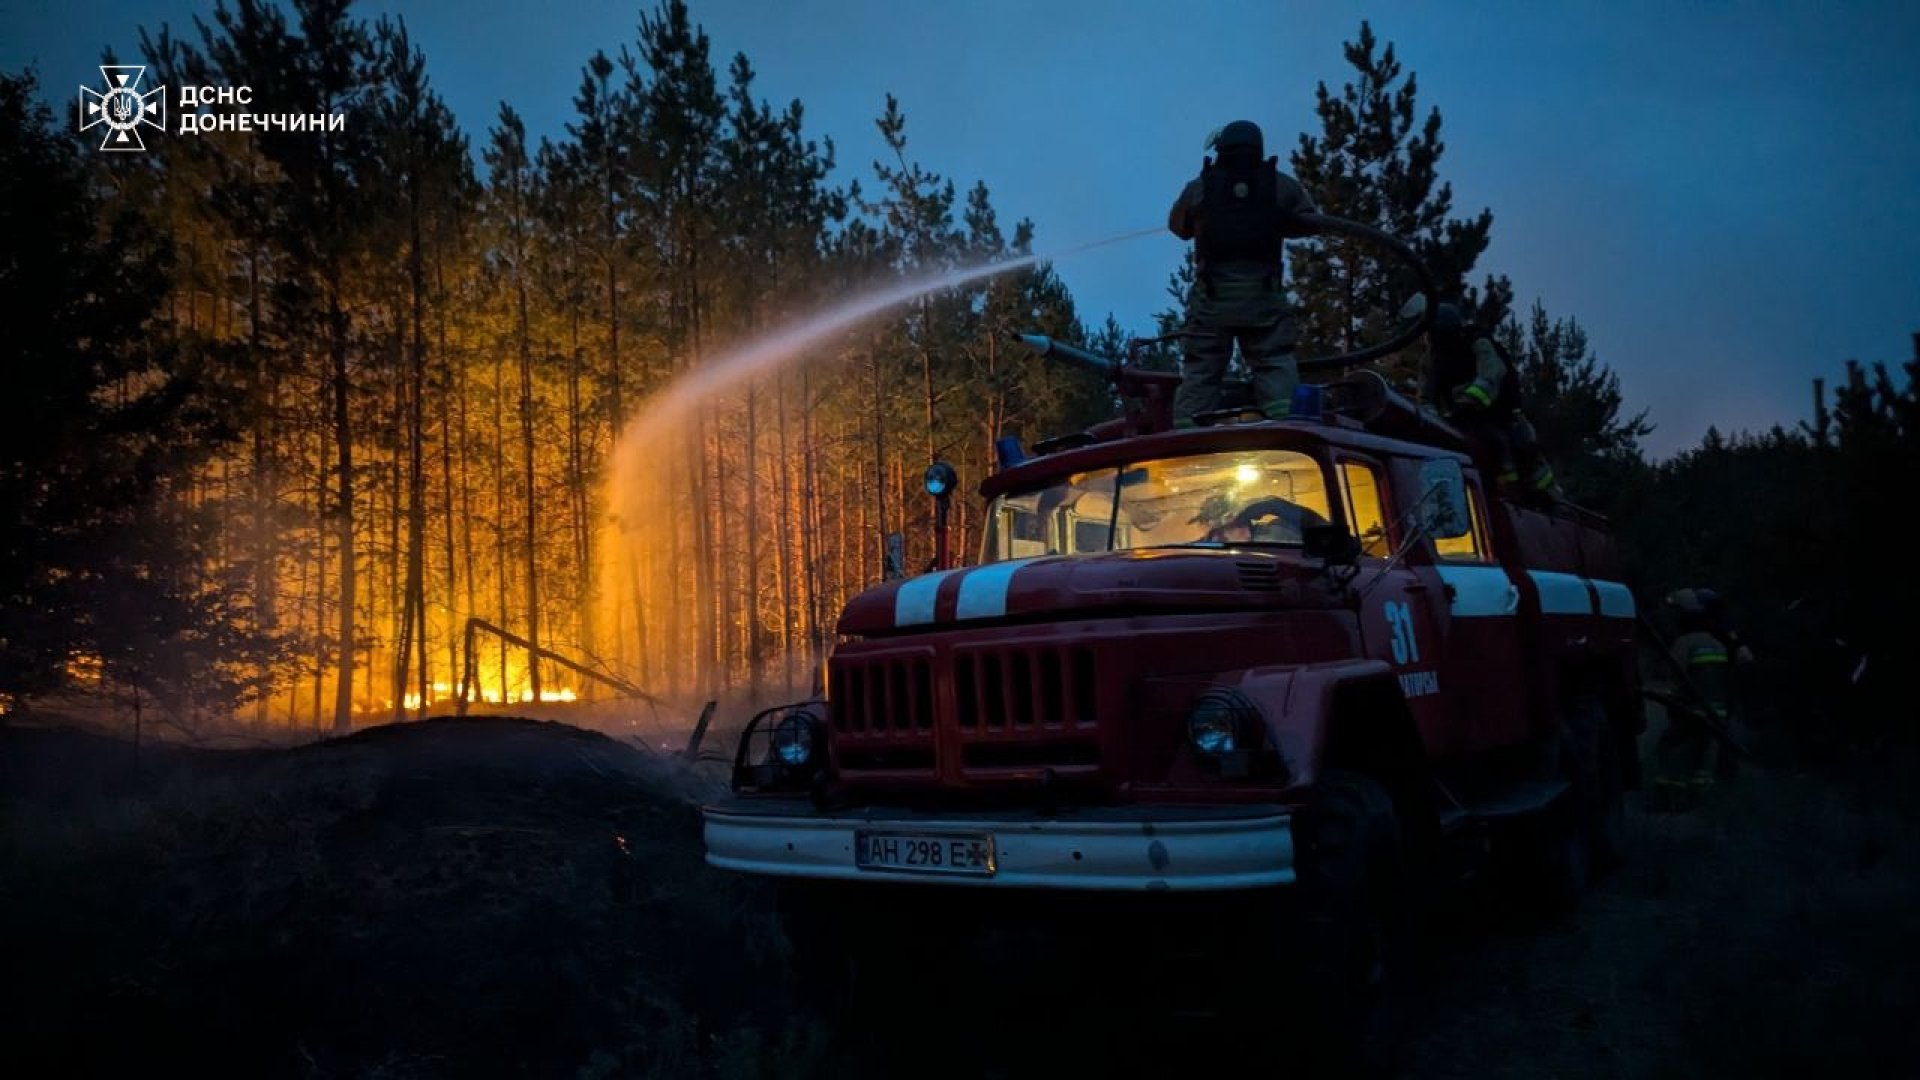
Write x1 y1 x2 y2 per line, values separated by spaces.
1659 587 1751 790
1402 294 1559 501
1167 120 1321 425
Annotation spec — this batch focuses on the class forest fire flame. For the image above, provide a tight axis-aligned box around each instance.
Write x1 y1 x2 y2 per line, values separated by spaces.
398 681 580 712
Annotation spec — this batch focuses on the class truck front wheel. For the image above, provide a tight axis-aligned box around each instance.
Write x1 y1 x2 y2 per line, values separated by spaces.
1293 769 1407 1077
1522 693 1627 911
1565 693 1626 873
774 881 896 1016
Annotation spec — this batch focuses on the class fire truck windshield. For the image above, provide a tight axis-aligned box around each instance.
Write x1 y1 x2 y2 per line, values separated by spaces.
980 450 1333 562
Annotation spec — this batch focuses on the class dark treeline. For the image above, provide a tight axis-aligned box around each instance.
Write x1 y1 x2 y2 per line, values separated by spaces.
1 9 1911 754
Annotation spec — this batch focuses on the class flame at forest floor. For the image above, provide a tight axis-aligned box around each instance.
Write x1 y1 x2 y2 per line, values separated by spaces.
398 681 579 711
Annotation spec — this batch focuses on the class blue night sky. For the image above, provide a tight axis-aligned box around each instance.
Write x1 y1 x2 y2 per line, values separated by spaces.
6 0 1917 457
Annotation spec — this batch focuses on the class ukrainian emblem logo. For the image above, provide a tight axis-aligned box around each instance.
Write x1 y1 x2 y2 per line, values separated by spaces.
79 65 167 152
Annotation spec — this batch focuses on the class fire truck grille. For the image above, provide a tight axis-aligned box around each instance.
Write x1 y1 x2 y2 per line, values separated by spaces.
830 654 934 735
953 645 1099 730
1236 560 1283 591
831 646 1104 780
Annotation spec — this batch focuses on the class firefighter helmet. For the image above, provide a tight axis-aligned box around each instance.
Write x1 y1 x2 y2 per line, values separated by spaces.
1206 120 1264 158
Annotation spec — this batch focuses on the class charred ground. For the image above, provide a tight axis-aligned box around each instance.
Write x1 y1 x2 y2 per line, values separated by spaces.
2 715 1914 1078
0 719 813 1078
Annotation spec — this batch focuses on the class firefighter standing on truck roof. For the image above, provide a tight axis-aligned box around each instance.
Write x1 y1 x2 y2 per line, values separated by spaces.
1402 294 1560 502
1167 120 1322 426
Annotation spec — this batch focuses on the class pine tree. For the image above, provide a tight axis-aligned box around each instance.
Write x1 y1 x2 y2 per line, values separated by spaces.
1288 21 1508 377
372 16 468 720
141 21 292 725
1495 301 1650 505
190 0 381 732
483 105 545 701
862 94 961 567
0 72 281 712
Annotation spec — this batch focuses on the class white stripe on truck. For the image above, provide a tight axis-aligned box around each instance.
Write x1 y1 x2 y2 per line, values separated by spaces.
900 558 1633 627
1592 579 1636 619
1435 565 1520 618
954 558 1033 621
892 568 960 627
1529 570 1594 616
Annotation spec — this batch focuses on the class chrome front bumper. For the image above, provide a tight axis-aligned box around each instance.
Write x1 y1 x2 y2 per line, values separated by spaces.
702 800 1295 891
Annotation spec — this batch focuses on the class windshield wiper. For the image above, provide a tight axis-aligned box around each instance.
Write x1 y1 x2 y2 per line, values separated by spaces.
1141 540 1302 551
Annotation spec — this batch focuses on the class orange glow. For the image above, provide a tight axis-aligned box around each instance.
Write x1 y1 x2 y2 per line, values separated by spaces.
65 653 104 684
398 679 579 711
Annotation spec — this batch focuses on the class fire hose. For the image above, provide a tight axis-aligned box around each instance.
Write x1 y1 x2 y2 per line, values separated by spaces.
1293 212 1440 375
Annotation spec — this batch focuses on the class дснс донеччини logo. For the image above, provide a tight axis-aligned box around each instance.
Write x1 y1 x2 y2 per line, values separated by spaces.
78 65 166 152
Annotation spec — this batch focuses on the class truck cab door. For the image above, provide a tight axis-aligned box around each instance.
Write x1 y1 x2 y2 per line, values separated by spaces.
1338 456 1450 746
1417 475 1532 750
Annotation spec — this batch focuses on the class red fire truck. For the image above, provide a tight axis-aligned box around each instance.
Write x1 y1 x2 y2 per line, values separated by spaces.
704 347 1640 1038
704 225 1643 1058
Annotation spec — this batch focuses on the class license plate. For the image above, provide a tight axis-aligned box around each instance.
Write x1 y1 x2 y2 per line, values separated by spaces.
854 831 997 877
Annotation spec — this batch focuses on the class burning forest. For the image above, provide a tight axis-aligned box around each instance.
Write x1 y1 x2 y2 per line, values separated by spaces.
4 1 1131 735
4 3 1919 1078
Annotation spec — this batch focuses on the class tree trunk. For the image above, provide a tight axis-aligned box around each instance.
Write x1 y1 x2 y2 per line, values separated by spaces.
605 155 623 447
437 256 462 703
398 193 430 722
314 383 329 732
745 382 761 696
493 349 509 700
382 338 402 716
247 240 276 729
567 315 593 695
516 274 541 702
800 369 822 661
774 372 795 691
329 287 356 736
870 350 887 579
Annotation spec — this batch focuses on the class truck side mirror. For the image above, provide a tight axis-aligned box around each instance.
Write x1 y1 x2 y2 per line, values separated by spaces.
1303 523 1362 565
1417 458 1472 540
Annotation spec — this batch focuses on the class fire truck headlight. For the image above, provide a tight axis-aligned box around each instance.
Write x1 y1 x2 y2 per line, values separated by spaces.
771 712 817 768
1187 688 1259 757
924 460 957 498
